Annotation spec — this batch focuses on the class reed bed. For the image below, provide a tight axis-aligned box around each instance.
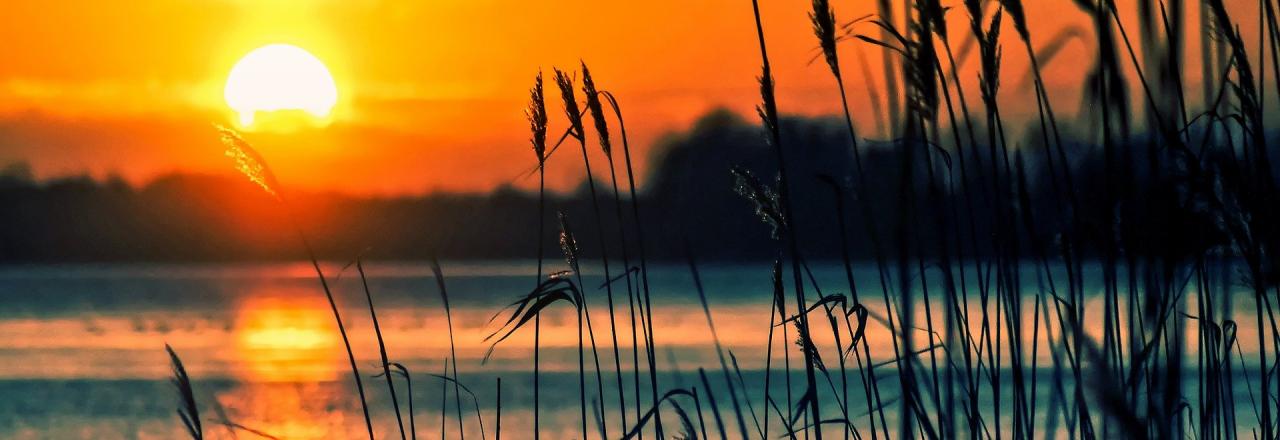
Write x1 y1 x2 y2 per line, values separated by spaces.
169 1 1280 439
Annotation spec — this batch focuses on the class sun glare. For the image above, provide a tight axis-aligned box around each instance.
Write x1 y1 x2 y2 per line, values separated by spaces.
235 294 340 382
224 44 338 126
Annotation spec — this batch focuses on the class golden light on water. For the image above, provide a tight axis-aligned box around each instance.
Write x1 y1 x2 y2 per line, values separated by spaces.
234 293 341 382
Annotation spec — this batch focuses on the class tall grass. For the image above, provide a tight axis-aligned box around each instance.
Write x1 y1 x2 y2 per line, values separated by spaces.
429 258 469 440
525 70 549 440
745 0 826 437
582 61 634 434
168 2 1280 440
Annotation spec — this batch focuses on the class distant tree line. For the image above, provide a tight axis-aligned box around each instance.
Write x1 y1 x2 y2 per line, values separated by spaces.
0 109 1231 262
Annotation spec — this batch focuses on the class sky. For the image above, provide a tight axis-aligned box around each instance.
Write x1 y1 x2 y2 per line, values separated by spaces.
0 0 1258 194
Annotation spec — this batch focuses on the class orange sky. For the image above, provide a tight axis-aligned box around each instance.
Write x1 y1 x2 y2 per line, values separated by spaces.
0 0 1261 194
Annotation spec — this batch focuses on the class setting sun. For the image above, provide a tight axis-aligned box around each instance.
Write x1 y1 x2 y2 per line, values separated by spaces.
224 44 337 126
8 0 1280 438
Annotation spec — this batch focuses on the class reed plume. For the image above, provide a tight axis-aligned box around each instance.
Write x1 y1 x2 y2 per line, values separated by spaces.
215 126 375 440
540 211 590 439
217 126 280 199
555 69 584 141
1000 0 1029 42
559 212 579 272
528 73 549 166
730 166 784 240
582 62 611 158
811 0 839 77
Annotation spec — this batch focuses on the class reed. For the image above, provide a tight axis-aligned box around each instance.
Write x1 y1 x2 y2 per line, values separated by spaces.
217 127 375 440
428 373 488 440
687 251 751 439
356 258 407 440
524 70 549 440
485 215 593 439
620 388 702 440
166 344 202 440
389 363 416 440
183 2 1280 439
496 377 502 440
596 88 656 440
554 66 620 440
439 359 448 440
582 61 632 434
429 259 467 440
593 87 662 440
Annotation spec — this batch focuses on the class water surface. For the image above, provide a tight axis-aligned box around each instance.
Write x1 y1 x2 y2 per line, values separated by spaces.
0 261 1261 439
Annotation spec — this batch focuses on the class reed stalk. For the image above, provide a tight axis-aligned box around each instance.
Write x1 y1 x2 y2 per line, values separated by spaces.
217 127 375 440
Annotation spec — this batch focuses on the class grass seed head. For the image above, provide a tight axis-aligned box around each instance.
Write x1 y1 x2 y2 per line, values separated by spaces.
527 72 549 164
731 166 785 239
217 126 280 200
810 0 841 77
558 211 580 272
580 62 612 158
554 68 584 141
999 0 1030 41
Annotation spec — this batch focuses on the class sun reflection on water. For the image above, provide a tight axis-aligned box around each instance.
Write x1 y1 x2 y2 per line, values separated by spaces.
234 292 341 383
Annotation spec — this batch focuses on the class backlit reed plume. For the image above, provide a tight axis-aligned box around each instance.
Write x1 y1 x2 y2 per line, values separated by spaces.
218 126 280 199
216 126 375 440
555 69 584 141
581 63 611 158
999 0 1029 42
553 211 591 439
811 0 839 76
528 73 549 166
731 166 784 240
559 211 580 272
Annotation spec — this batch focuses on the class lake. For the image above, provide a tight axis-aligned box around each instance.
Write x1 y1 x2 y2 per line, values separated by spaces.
0 260 1263 439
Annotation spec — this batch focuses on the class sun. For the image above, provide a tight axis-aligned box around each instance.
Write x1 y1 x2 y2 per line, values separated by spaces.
224 44 338 126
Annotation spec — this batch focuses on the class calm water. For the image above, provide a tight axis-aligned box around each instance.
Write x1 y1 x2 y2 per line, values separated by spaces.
0 261 1263 439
